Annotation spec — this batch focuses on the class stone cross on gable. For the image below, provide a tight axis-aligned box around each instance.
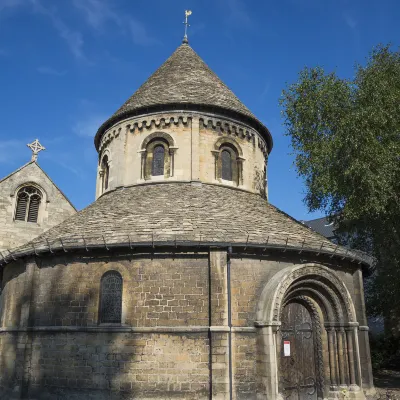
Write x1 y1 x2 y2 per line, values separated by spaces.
27 139 45 161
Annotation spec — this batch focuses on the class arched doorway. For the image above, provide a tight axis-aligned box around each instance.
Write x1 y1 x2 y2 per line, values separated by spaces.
256 264 365 400
278 299 322 400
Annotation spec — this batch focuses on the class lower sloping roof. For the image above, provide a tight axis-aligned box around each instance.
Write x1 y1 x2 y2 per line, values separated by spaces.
0 183 372 266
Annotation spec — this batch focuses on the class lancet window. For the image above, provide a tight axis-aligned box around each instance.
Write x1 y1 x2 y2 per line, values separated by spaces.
14 186 42 223
99 271 123 324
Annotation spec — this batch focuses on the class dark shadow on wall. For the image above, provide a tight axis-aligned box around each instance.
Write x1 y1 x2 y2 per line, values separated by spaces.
1 251 211 400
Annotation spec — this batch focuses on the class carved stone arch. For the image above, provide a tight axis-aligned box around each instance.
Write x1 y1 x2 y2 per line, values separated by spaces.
99 148 112 165
287 278 345 322
12 181 47 200
213 136 243 157
256 263 356 325
140 131 176 150
284 286 336 322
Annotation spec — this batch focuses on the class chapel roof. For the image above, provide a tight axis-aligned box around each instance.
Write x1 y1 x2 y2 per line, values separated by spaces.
0 161 76 211
0 183 371 267
95 43 273 151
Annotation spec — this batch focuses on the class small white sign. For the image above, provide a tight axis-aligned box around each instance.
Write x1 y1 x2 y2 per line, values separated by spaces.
284 341 290 357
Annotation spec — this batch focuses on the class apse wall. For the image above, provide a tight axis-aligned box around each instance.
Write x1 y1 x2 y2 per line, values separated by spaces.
0 251 373 399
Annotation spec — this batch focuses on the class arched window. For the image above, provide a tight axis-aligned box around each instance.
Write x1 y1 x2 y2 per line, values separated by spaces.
99 271 123 324
221 150 233 181
101 155 109 192
213 140 243 186
152 145 165 176
14 186 42 223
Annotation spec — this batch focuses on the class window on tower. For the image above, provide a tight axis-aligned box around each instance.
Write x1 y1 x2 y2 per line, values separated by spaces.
141 133 176 180
213 139 243 186
152 145 165 176
101 155 110 193
14 186 42 223
221 149 233 181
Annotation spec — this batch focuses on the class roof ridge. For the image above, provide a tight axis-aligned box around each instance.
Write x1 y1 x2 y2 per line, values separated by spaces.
0 160 34 185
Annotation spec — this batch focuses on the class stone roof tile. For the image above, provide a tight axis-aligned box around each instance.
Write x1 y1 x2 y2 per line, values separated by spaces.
1 183 372 266
95 44 272 151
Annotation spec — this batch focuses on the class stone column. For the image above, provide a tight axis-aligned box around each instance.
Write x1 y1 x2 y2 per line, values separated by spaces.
336 328 347 387
345 328 358 390
358 326 375 392
139 150 146 180
255 323 280 400
191 116 200 181
209 249 230 400
354 269 375 392
327 327 338 391
212 151 220 181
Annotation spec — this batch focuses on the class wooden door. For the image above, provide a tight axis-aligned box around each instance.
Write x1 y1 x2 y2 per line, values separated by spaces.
279 302 318 400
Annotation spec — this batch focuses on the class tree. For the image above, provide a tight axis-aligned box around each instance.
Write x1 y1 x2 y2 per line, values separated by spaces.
280 45 400 334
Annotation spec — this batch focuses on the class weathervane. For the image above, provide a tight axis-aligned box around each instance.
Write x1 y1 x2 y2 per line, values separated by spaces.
27 139 45 162
182 10 192 44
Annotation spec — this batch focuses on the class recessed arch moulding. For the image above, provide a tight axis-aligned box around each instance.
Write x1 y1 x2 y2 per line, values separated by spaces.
95 111 269 199
256 263 374 400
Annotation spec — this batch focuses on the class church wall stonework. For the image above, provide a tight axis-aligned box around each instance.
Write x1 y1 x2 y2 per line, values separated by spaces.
0 250 374 399
0 162 76 252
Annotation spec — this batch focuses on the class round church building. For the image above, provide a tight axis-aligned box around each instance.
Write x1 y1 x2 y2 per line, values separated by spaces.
0 41 375 400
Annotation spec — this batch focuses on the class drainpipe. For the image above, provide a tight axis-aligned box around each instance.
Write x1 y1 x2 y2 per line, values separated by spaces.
227 246 233 400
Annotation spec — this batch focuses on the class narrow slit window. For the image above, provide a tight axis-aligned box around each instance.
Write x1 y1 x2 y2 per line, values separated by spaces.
221 150 233 181
152 145 165 176
14 187 42 223
101 155 109 192
99 271 123 324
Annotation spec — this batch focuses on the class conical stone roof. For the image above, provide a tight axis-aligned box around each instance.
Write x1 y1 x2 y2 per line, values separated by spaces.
95 43 272 150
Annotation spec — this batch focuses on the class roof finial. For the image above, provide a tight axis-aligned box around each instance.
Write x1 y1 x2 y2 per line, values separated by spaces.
182 10 192 44
27 139 45 162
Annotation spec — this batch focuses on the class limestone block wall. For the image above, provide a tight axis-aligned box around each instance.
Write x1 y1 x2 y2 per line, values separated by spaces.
96 111 269 199
0 162 76 251
0 251 374 399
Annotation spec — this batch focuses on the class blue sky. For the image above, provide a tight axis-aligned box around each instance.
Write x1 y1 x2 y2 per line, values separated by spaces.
0 0 399 220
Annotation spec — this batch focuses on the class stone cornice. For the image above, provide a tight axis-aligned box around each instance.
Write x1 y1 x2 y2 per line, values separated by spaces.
95 104 273 154
199 116 268 158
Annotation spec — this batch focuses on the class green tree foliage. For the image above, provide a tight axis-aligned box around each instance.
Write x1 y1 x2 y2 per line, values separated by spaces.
280 45 400 326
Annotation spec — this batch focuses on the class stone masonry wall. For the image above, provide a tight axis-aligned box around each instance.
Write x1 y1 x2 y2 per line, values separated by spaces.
1 255 209 328
96 112 268 198
0 251 372 399
27 332 209 400
0 162 76 251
